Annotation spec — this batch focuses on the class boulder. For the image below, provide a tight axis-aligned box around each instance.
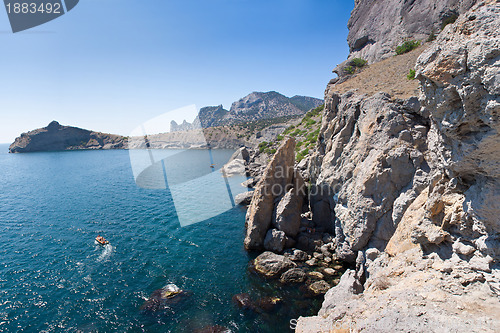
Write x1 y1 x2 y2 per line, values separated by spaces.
307 280 331 296
308 271 325 280
252 251 296 278
284 248 308 262
244 138 296 250
280 268 307 284
263 229 286 253
273 188 303 237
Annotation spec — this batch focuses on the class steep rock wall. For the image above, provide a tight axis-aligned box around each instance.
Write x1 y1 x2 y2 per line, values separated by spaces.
347 0 478 64
297 2 500 331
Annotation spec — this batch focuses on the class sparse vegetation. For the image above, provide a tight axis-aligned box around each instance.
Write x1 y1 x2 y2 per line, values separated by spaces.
350 58 367 68
265 148 277 155
395 40 420 55
258 141 269 153
407 69 416 80
344 66 355 75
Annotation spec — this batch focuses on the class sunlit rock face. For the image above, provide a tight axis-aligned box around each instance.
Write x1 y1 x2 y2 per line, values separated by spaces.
297 2 500 331
347 0 478 64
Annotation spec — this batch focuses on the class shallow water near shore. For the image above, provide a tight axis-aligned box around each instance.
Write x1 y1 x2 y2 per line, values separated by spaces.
0 144 321 332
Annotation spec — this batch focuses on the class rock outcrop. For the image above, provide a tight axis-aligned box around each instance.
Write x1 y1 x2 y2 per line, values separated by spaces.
244 137 306 250
294 2 500 331
9 121 127 153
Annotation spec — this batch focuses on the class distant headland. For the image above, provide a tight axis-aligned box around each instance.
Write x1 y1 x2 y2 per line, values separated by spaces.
9 91 322 153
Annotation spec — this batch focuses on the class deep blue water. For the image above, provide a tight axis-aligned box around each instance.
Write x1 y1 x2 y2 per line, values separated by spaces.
0 145 320 332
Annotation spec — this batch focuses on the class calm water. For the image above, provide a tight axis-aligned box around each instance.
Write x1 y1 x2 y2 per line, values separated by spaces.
0 145 321 332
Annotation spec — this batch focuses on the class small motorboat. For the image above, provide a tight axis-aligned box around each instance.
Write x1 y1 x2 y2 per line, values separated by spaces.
95 235 109 245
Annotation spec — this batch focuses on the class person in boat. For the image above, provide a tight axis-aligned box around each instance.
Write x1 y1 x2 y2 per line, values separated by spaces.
96 235 106 243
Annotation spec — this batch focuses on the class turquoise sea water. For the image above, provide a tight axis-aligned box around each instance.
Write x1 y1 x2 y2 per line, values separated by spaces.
0 145 321 332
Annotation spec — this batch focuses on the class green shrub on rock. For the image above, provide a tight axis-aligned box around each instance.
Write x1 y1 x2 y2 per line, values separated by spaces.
350 58 367 68
407 69 416 80
344 66 355 75
395 40 420 55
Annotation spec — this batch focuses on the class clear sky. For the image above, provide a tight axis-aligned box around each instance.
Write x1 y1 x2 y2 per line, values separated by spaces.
0 0 353 143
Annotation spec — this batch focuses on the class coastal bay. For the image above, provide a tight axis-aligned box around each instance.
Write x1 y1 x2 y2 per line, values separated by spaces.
0 145 320 332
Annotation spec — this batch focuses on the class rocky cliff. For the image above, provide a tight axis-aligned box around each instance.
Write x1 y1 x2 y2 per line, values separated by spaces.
243 1 500 331
296 2 500 331
346 0 478 64
9 121 127 153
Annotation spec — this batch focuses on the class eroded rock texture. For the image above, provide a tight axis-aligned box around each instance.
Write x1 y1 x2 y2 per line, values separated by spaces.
347 0 478 63
298 2 500 331
244 138 306 251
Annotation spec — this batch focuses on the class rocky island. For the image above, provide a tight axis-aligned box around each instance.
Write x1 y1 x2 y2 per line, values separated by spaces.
9 121 127 153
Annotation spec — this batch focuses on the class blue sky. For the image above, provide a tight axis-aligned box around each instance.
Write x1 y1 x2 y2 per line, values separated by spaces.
0 0 353 143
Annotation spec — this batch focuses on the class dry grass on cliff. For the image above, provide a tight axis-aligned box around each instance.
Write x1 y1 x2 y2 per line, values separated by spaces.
332 46 426 100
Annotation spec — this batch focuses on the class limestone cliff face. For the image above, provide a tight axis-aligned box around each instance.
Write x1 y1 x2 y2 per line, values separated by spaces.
295 2 500 331
9 121 127 153
346 0 478 64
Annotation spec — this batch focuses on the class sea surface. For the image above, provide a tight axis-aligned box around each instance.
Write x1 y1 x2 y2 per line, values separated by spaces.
0 144 321 332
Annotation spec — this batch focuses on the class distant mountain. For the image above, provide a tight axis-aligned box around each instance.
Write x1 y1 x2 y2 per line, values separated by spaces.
170 91 323 131
10 91 323 153
194 91 322 128
9 121 126 153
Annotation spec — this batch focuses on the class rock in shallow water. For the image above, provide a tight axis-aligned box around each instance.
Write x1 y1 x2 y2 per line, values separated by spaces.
232 293 253 310
308 271 325 280
254 296 282 313
280 268 307 284
141 284 190 312
252 251 296 278
307 280 331 296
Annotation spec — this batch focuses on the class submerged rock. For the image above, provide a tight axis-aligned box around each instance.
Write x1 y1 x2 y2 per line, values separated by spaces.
232 293 253 310
254 296 282 313
232 293 282 313
141 284 189 312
